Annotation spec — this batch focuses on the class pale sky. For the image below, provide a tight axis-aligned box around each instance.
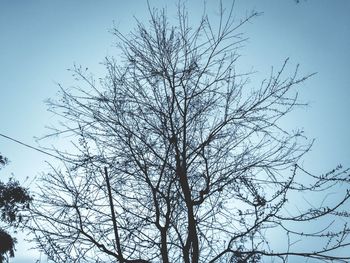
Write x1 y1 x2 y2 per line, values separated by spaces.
0 1 349 262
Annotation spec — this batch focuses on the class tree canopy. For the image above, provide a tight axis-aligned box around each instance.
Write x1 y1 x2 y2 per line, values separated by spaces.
0 154 32 263
27 2 350 263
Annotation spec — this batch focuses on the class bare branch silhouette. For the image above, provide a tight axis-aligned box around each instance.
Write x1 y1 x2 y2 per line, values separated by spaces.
27 2 349 263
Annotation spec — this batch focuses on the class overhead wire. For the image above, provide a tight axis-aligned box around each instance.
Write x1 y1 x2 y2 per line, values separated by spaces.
0 132 74 164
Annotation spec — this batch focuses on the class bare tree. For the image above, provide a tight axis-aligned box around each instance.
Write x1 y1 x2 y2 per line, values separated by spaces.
28 2 350 263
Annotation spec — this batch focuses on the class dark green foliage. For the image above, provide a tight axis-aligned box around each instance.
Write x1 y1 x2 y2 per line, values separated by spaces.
0 155 7 166
0 180 32 224
0 153 32 262
0 229 16 263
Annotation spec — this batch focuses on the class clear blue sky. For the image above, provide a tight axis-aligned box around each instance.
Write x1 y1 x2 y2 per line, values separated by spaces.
0 1 349 262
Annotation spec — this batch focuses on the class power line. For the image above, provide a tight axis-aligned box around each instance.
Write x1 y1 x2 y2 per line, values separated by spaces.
0 132 73 164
